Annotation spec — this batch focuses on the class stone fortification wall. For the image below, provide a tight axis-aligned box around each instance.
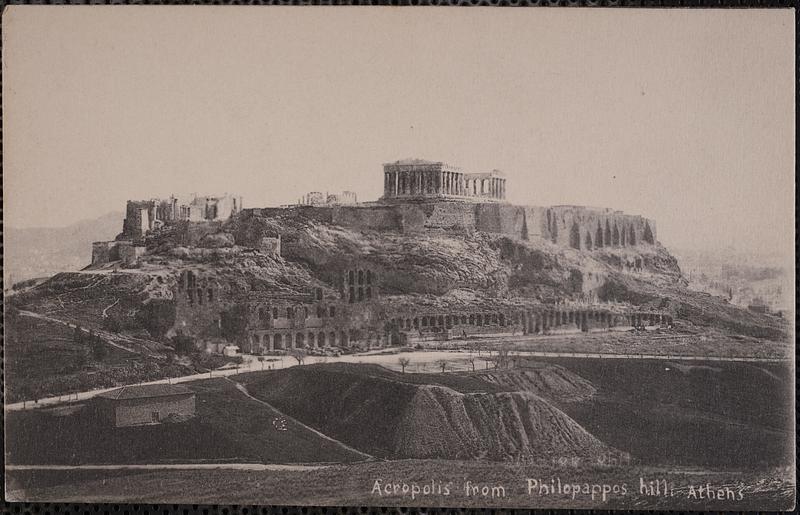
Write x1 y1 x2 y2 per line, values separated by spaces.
241 201 656 250
475 203 528 238
330 205 402 231
533 206 657 250
422 202 477 231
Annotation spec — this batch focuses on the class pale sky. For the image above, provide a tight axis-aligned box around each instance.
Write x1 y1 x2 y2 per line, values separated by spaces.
2 7 794 255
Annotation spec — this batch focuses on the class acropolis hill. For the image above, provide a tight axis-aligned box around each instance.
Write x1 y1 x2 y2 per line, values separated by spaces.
13 158 784 360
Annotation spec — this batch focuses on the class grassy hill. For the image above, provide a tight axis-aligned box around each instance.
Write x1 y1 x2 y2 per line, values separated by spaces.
238 363 621 462
6 377 365 465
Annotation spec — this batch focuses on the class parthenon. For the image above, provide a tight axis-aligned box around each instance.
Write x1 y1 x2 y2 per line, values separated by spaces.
382 159 506 202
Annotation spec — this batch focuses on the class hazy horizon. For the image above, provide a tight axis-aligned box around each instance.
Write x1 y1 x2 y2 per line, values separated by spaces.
3 7 794 257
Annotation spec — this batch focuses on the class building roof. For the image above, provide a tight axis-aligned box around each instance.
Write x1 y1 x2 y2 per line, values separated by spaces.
386 158 441 166
97 384 194 401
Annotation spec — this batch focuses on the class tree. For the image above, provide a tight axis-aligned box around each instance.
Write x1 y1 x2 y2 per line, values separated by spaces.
496 343 512 369
91 334 108 361
435 359 448 373
398 357 411 374
643 222 654 244
466 354 476 372
171 331 196 355
288 348 307 365
73 325 84 344
569 223 581 249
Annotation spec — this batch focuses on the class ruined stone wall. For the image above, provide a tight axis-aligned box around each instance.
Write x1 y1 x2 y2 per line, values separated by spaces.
331 205 402 231
242 201 656 251
243 298 385 352
538 206 657 251
117 243 147 266
475 203 529 239
422 202 477 231
170 269 239 344
121 201 153 241
259 236 281 257
324 202 656 249
92 241 116 265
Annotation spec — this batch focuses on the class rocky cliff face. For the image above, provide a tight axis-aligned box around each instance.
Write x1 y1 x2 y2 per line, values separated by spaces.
9 207 785 344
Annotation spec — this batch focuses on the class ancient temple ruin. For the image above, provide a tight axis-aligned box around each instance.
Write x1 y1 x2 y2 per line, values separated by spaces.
382 159 507 202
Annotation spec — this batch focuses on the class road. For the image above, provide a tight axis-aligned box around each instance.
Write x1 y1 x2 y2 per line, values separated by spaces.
224 377 374 460
18 309 161 357
5 346 788 412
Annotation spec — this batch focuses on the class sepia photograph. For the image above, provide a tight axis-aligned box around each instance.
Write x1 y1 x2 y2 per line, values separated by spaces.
2 6 795 510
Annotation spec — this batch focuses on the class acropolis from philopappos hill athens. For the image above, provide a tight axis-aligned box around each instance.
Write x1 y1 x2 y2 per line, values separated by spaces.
81 157 674 355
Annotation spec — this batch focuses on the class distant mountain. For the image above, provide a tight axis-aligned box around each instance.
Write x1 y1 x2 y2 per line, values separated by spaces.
4 212 124 286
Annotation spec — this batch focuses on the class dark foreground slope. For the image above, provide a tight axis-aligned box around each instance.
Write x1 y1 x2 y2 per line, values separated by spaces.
541 357 795 469
6 378 365 465
238 363 622 462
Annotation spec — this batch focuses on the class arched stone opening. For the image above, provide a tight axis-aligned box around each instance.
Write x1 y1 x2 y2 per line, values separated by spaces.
308 332 316 347
613 224 620 246
296 333 305 348
629 226 637 245
318 331 326 346
273 333 283 350
585 232 593 250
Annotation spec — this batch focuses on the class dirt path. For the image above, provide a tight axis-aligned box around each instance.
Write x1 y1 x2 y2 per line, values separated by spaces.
18 310 140 355
101 298 120 318
223 377 375 461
